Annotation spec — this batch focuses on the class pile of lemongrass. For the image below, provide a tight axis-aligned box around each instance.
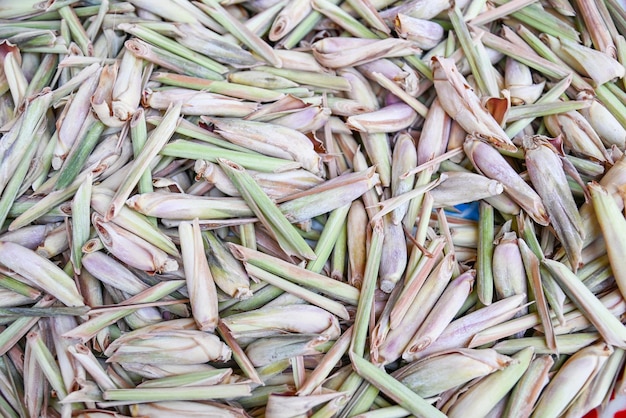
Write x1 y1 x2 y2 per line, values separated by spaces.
0 0 626 416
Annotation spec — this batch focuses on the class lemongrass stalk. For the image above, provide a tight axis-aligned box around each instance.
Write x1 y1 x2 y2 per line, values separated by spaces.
405 270 475 356
216 321 262 385
543 258 626 348
0 295 55 356
118 23 227 74
493 333 600 355
63 280 185 343
370 72 429 117
106 102 181 220
312 0 378 39
161 140 300 172
449 7 498 97
27 329 67 401
469 0 536 25
306 204 351 274
532 343 612 418
56 120 105 190
507 100 591 122
25 53 57 97
124 38 222 81
596 83 626 130
58 5 92 56
152 72 284 102
448 347 533 418
494 0 580 41
129 109 154 203
218 159 316 260
245 336 333 367
103 384 251 403
310 371 363 418
352 219 383 357
229 243 359 304
280 0 337 49
350 354 446 418
125 192 253 220
393 348 512 398
254 66 351 91
476 202 494 305
244 263 349 320
179 220 219 332
0 273 41 299
68 173 91 275
196 0 281 67
91 188 178 256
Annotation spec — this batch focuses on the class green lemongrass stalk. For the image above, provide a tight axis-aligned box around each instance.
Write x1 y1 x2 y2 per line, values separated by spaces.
345 0 387 32
58 5 92 56
543 258 626 348
229 243 359 304
447 347 533 418
204 117 322 175
391 134 416 223
306 204 351 274
55 120 105 190
0 295 55 356
507 100 591 122
335 380 379 417
69 173 92 274
203 230 252 299
0 273 41 299
494 0 580 40
532 343 612 418
449 7 498 97
103 384 251 403
393 348 512 398
118 23 227 74
298 327 353 396
130 109 154 200
254 66 351 91
519 238 556 351
63 280 185 343
218 158 316 260
469 0 537 26
27 329 68 401
244 263 349 320
196 0 281 67
492 333 600 355
152 72 284 102
310 371 363 418
596 83 626 132
219 282 276 315
161 140 300 172
352 219 384 357
280 0 336 49
312 0 378 39
370 72 429 117
477 202 494 305
25 53 57 97
106 101 181 220
216 321 263 385
138 368 233 389
179 220 219 332
350 354 445 418
124 38 222 81
331 221 347 280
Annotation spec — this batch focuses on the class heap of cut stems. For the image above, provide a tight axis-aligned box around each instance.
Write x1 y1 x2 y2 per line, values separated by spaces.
0 0 625 417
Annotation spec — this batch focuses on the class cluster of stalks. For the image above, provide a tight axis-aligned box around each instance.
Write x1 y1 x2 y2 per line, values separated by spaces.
0 0 626 416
